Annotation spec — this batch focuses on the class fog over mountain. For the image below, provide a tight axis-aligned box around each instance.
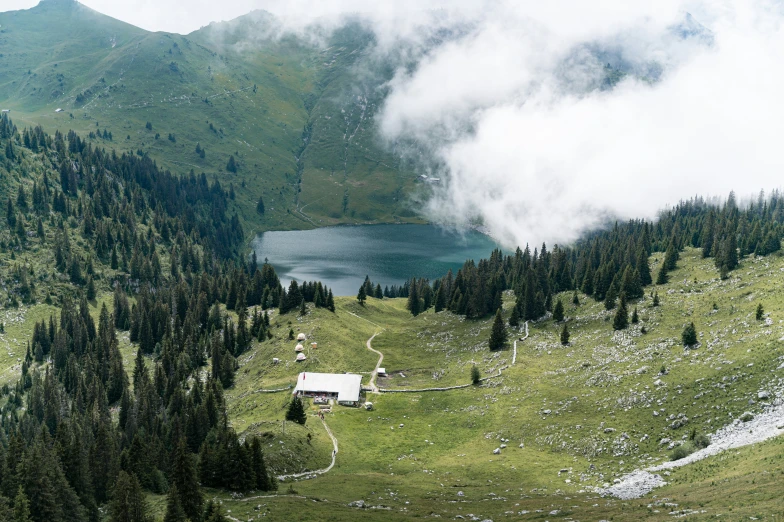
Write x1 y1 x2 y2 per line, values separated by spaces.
7 0 784 247
260 0 784 247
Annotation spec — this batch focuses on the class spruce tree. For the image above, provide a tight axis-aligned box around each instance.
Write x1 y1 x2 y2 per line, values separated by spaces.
326 290 335 312
434 284 446 313
560 323 570 345
407 280 421 316
471 365 481 384
356 285 366 306
682 322 698 347
552 298 564 322
108 471 151 522
299 298 307 315
604 283 617 311
572 291 580 306
13 486 32 522
256 196 265 215
631 307 639 324
652 292 660 306
488 309 507 351
655 264 668 285
612 293 628 330
250 438 272 491
163 485 187 522
286 396 306 425
170 438 203 522
508 303 520 327
756 303 764 320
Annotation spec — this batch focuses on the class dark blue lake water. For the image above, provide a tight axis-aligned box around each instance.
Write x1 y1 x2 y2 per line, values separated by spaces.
252 224 502 296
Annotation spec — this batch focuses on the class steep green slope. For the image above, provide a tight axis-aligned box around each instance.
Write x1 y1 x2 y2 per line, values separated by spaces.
0 0 421 234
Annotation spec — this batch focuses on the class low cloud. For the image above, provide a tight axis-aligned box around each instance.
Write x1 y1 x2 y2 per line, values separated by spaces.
250 0 784 248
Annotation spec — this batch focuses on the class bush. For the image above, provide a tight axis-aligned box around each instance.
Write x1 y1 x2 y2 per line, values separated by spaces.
670 442 695 461
693 433 710 449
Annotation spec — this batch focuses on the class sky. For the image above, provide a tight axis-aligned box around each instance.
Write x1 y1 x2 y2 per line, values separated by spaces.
5 0 784 248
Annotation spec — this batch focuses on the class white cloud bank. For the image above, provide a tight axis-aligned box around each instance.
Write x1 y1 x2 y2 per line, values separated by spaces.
370 0 784 247
229 0 784 248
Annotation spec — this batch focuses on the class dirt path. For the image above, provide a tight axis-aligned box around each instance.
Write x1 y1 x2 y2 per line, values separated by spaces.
366 332 383 393
512 321 529 366
277 417 339 482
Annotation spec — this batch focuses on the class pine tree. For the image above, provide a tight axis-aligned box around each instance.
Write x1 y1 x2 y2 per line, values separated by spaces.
488 309 507 351
326 290 335 312
471 365 481 384
552 298 564 322
250 438 272 491
108 471 151 522
226 155 237 173
756 303 764 321
13 486 32 522
434 284 446 313
356 285 366 306
655 263 668 285
407 280 421 316
560 323 570 345
256 196 265 215
163 485 187 522
286 396 306 425
652 292 660 306
86 276 96 300
508 303 520 327
299 298 307 315
170 438 203 522
572 291 580 306
631 307 639 324
604 283 617 311
204 500 229 522
682 322 697 347
612 293 628 330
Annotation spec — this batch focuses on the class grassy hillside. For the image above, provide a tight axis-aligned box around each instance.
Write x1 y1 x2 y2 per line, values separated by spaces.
205 247 784 520
0 0 423 235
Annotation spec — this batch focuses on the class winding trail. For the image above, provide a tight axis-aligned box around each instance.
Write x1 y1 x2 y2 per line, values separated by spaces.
277 416 339 482
366 332 383 393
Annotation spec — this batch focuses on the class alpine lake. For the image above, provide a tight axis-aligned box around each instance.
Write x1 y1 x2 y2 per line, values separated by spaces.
252 224 503 296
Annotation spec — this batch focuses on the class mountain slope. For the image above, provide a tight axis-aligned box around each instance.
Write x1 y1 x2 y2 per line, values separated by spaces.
0 0 421 234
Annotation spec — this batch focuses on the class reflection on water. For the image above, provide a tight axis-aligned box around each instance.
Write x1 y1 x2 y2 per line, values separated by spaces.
252 224 502 296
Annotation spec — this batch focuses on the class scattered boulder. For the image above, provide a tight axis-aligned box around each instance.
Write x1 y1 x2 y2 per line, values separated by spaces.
348 500 366 508
493 448 501 455
740 412 755 422
758 391 771 400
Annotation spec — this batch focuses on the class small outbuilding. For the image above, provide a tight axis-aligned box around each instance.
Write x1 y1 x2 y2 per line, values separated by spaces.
296 353 307 362
297 333 307 341
272 357 280 364
293 372 362 406
295 344 304 352
377 368 387 377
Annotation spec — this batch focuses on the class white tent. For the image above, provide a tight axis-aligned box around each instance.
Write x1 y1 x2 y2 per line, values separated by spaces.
297 333 307 341
295 344 304 352
296 353 307 361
